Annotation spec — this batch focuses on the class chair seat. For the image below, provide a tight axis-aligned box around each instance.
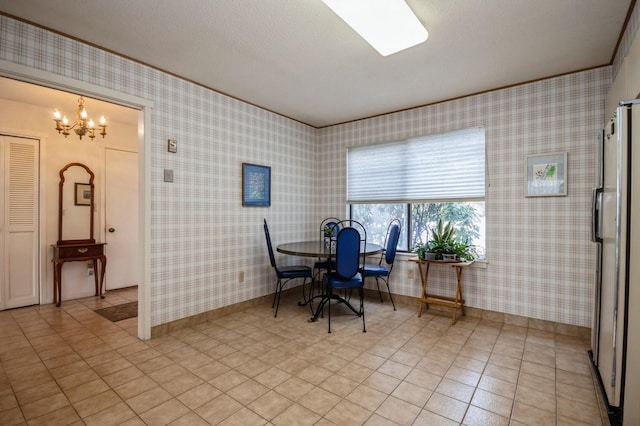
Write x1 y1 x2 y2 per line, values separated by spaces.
277 265 312 279
324 272 363 289
361 264 389 277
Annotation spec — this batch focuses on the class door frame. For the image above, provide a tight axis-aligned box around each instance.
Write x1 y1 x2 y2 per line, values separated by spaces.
0 60 153 340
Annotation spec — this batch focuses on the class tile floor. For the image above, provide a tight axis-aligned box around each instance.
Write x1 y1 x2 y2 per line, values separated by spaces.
0 287 608 425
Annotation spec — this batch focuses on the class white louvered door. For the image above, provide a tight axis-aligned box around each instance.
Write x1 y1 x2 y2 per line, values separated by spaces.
0 135 39 310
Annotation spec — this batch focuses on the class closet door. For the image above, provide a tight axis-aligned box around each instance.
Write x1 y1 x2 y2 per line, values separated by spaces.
0 135 39 310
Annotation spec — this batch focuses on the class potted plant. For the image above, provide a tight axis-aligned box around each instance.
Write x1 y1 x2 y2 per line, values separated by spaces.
425 219 477 261
412 242 435 260
323 225 336 248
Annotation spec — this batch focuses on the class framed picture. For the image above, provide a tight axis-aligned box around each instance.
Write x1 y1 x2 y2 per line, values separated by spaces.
242 163 271 207
525 152 567 197
74 183 92 206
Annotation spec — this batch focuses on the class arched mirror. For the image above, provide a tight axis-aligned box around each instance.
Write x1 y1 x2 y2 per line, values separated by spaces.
58 162 95 244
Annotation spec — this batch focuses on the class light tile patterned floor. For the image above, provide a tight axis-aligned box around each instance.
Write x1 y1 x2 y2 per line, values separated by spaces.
0 287 608 425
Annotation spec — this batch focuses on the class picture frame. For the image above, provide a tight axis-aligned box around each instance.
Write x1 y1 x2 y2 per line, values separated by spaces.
525 152 567 197
242 163 271 207
74 183 92 206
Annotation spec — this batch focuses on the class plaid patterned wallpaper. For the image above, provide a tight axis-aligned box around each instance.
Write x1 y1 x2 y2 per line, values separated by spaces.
318 70 609 328
0 16 318 327
613 0 640 81
0 12 626 328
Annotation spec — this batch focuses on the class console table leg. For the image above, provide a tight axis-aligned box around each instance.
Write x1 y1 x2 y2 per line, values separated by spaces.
92 259 99 296
54 262 62 307
98 255 107 299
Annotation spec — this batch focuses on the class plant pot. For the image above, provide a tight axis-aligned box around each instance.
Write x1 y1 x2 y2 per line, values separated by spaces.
424 252 436 260
442 253 457 261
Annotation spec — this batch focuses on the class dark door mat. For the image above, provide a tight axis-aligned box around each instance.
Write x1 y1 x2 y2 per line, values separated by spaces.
95 301 138 322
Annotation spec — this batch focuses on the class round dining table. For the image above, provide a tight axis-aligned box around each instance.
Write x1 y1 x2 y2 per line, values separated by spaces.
276 240 383 324
276 240 382 258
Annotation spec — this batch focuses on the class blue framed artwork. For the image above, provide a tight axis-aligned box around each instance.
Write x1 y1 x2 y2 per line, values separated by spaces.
242 163 271 207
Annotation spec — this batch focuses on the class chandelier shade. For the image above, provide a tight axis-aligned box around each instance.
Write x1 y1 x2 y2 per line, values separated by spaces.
53 96 107 141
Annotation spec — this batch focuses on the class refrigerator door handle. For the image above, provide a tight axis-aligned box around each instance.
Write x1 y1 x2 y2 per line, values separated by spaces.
592 187 603 243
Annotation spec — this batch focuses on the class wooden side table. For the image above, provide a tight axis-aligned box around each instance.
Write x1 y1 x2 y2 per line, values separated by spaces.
408 257 474 324
52 243 107 307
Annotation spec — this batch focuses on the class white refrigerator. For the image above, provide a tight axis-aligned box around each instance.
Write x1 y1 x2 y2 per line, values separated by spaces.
591 100 640 425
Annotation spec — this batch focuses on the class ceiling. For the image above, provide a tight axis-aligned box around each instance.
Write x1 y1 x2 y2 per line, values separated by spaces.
0 0 633 128
0 78 138 125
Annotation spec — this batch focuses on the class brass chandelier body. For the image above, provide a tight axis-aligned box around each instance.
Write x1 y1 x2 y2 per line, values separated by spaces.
53 97 107 141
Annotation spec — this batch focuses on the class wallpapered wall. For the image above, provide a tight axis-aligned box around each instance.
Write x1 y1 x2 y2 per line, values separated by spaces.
1 11 632 328
0 16 318 327
317 70 608 328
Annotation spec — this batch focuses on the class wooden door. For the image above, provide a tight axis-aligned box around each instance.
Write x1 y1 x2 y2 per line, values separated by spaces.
0 135 39 309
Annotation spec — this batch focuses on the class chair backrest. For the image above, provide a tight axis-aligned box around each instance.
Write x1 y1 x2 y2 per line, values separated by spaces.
320 217 341 240
332 219 366 279
334 228 362 279
263 219 277 268
384 220 402 265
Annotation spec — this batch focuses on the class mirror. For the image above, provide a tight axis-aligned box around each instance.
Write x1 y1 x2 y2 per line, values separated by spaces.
58 162 95 244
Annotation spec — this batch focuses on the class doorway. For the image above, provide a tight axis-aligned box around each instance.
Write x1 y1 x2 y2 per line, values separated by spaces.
0 64 151 339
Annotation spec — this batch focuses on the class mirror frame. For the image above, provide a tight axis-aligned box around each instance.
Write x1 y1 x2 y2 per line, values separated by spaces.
58 162 95 245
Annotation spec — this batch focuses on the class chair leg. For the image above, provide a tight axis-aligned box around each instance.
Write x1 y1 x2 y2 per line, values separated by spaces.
327 286 332 333
273 279 284 318
272 279 280 308
375 277 384 303
384 277 396 311
360 287 366 333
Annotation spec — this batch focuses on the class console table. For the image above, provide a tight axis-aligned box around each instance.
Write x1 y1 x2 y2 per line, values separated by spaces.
408 257 474 324
52 243 107 307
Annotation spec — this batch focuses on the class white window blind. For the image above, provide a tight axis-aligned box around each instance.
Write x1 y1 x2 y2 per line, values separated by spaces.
347 128 485 203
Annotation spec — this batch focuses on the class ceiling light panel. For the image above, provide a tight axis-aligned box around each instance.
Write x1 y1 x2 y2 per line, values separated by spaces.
322 0 428 56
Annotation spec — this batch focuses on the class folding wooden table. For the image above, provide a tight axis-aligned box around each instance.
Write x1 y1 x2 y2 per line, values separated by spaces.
408 257 474 325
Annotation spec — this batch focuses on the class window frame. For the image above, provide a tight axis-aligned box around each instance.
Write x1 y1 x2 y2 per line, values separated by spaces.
347 127 487 258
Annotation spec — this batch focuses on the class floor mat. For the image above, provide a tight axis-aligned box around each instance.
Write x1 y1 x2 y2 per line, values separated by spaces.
94 301 138 322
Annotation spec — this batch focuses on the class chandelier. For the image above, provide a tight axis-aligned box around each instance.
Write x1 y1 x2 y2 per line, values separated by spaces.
53 96 107 141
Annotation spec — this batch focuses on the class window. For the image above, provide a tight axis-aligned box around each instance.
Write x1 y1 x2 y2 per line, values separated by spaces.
348 128 486 258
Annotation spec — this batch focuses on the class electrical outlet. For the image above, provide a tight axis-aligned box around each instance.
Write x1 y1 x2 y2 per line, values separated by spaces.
164 169 174 183
408 269 414 279
87 267 94 277
238 271 244 283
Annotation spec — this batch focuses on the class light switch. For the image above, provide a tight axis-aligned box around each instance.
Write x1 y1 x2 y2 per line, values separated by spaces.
164 169 174 182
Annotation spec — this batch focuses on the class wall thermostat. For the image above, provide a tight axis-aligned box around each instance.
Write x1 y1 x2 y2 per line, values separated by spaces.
167 139 177 153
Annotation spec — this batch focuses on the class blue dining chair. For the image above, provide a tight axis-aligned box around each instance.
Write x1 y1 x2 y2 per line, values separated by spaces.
313 217 341 279
323 220 367 333
361 219 401 310
263 219 312 317
307 217 341 303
